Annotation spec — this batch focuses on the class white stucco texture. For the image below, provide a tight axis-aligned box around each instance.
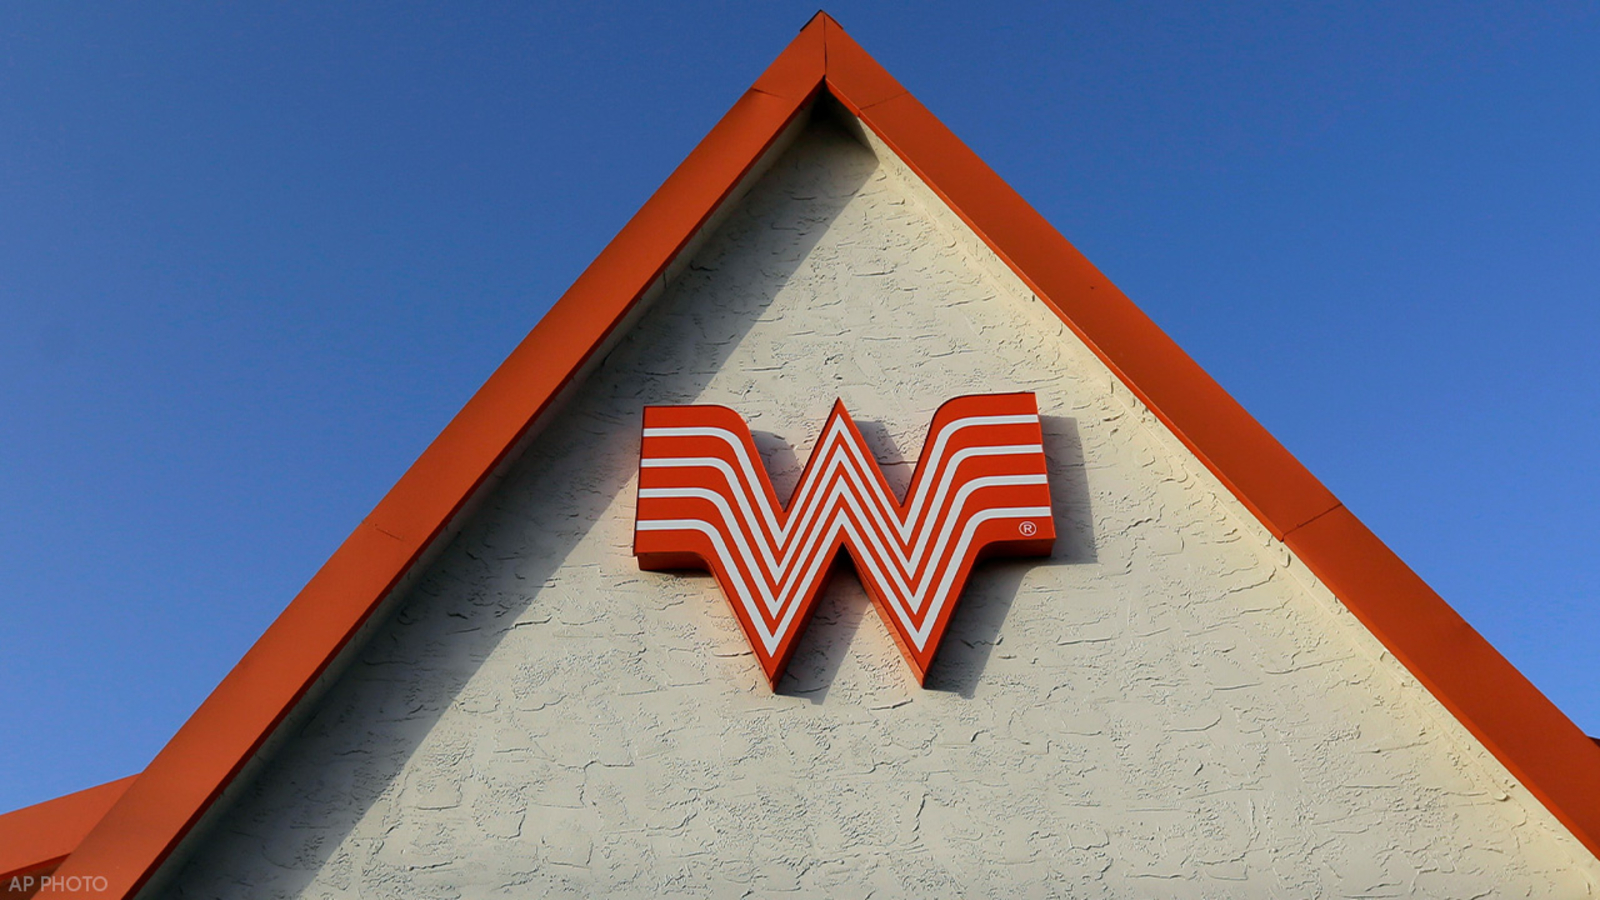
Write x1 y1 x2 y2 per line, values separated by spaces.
161 114 1600 898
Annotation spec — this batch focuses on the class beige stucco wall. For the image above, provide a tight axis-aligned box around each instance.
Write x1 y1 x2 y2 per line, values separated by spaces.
160 113 1600 898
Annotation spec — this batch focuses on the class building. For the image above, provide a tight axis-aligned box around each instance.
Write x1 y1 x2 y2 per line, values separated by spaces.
5 13 1599 898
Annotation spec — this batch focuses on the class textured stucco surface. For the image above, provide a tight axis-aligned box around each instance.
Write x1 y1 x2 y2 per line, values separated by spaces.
162 116 1600 898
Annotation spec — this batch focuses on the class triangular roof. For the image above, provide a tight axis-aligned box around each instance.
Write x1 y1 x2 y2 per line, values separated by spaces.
28 12 1600 897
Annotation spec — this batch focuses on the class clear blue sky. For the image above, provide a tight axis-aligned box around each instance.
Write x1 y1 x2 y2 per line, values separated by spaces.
2 3 1596 814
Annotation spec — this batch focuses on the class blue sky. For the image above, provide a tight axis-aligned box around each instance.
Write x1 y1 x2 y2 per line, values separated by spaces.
1 3 1596 813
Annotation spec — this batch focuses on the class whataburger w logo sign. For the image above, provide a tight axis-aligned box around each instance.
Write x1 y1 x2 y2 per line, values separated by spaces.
634 393 1055 686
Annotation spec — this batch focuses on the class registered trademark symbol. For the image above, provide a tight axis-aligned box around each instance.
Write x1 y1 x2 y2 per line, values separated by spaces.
1018 520 1038 537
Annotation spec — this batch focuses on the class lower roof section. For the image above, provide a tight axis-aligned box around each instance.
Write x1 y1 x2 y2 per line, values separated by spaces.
0 775 137 886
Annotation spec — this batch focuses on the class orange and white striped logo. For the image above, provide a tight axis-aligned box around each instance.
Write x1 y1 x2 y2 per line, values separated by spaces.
634 393 1055 686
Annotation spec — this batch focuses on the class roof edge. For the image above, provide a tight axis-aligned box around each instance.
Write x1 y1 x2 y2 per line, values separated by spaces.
819 17 1600 860
42 19 827 900
0 775 137 882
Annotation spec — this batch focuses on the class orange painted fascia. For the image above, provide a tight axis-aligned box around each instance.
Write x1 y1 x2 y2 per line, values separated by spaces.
0 776 136 883
42 20 827 900
41 12 1600 897
821 17 1337 540
1285 508 1600 855
814 14 1600 859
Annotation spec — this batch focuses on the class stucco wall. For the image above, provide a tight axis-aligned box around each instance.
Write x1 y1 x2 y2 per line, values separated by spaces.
161 114 1600 898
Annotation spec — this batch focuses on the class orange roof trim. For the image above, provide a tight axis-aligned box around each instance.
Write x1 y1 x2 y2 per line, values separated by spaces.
41 12 1600 897
0 775 136 887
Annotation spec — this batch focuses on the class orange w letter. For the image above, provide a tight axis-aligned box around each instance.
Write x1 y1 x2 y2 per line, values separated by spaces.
634 393 1055 686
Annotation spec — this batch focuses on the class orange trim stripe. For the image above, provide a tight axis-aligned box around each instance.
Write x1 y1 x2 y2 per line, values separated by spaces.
822 22 1600 854
824 19 1600 855
824 22 1339 540
1286 509 1600 848
41 12 1600 897
45 19 824 900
